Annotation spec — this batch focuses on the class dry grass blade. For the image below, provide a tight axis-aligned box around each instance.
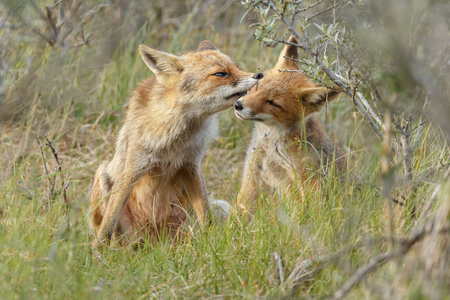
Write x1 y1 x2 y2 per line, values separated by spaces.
271 252 284 285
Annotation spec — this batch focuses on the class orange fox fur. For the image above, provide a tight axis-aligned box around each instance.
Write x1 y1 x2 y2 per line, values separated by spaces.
90 41 263 246
234 36 346 214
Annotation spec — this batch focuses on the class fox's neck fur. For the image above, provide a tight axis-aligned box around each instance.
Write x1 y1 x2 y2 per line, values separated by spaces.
131 103 218 153
253 114 336 172
130 77 218 146
108 77 218 179
255 114 331 146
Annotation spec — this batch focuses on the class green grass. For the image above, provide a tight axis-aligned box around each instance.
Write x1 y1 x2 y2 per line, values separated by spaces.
0 1 449 299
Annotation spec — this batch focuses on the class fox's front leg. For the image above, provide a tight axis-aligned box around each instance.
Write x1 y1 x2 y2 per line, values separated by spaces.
93 155 144 248
236 151 260 215
236 175 257 215
180 165 210 226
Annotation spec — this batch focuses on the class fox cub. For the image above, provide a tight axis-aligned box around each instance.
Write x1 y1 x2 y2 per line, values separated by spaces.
234 36 346 214
90 40 263 246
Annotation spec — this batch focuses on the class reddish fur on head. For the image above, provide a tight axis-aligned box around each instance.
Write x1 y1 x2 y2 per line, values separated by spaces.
236 36 340 127
138 41 259 112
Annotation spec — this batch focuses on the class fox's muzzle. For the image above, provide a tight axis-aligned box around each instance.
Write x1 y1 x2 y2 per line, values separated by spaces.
234 100 244 111
253 73 263 80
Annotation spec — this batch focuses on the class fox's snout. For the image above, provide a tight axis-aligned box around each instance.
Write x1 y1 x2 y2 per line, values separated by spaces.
233 98 270 122
222 72 263 104
234 100 244 111
253 73 263 80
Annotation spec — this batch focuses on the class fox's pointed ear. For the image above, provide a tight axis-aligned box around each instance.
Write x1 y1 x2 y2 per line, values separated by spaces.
275 36 299 70
300 87 340 111
139 45 183 76
197 40 218 52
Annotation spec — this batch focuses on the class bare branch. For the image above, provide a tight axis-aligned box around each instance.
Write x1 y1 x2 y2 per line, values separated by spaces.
328 224 447 300
328 252 390 300
34 29 55 47
45 6 58 42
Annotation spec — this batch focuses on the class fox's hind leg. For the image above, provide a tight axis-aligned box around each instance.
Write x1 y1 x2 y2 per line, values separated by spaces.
178 164 210 226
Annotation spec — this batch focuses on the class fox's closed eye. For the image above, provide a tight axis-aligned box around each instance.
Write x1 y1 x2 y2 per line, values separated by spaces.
267 100 282 109
213 72 230 77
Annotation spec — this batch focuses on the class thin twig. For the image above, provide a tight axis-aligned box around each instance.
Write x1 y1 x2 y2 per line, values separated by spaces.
48 0 64 10
277 68 303 73
8 70 19 92
34 29 54 47
411 94 429 150
44 136 61 172
294 0 324 14
17 180 34 199
306 0 346 21
43 135 69 205
36 136 51 182
370 91 383 118
392 90 422 182
45 6 58 42
356 91 384 128
287 253 335 289
419 165 450 224
36 135 54 206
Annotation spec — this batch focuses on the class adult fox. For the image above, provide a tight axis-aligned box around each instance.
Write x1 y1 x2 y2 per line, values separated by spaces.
90 40 263 246
234 36 346 214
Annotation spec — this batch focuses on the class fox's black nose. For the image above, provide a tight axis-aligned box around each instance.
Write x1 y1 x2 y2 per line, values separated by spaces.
234 100 244 111
253 73 263 80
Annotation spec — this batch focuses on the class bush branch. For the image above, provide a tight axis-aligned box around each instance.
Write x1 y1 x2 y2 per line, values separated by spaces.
267 0 384 140
328 222 448 300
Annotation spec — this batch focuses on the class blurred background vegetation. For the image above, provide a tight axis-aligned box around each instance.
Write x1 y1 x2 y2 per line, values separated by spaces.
0 0 448 299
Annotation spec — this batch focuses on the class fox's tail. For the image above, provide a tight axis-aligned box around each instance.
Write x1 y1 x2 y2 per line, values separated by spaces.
209 199 229 221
